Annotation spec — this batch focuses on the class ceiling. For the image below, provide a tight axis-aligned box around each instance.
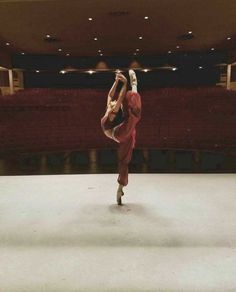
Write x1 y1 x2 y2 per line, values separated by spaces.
0 0 236 58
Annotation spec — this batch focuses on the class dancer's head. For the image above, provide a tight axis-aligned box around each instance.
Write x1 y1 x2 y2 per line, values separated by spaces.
107 100 117 121
108 100 117 110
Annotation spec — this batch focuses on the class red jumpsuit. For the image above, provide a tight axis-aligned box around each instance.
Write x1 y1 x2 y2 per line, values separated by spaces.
101 90 142 187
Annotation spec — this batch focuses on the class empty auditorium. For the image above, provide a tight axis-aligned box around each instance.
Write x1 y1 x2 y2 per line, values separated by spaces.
0 0 236 291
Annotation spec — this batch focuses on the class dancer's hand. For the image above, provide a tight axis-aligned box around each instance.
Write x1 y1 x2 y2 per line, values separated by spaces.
117 73 127 84
115 74 120 82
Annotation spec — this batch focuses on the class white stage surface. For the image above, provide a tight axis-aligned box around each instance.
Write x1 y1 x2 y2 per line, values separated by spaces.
0 174 236 291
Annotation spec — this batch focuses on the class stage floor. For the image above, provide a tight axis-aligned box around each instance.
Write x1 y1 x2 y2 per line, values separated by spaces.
0 174 236 291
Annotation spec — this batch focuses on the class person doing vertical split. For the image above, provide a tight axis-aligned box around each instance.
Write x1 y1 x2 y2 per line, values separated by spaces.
101 70 142 205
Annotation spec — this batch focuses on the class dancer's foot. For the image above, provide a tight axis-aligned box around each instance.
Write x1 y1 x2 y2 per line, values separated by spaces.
129 69 137 86
117 189 124 205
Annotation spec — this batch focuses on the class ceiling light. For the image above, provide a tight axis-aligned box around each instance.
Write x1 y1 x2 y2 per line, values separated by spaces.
188 31 192 34
98 49 102 53
60 70 66 74
88 70 95 74
94 37 98 41
66 53 70 56
134 52 137 55
144 16 149 20
227 37 231 40
46 34 51 38
168 50 172 54
199 66 203 69
6 42 10 46
21 52 25 55
58 48 62 51
172 67 177 71
88 18 93 21
139 36 143 40
136 48 140 51
176 45 180 49
143 69 149 72
100 53 103 56
211 48 215 51
36 70 40 73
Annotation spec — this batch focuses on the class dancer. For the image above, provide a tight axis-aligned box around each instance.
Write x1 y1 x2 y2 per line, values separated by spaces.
101 70 141 205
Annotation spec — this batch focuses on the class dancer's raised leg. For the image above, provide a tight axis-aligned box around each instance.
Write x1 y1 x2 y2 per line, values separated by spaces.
129 69 137 93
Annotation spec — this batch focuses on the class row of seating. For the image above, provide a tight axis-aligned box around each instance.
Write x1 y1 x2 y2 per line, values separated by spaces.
0 86 236 154
1 87 236 116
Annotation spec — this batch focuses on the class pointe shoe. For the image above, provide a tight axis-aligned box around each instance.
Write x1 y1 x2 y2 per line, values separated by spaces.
129 69 137 86
117 190 124 205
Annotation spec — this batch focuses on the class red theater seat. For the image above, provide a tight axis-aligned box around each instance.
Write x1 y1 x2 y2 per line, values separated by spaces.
0 86 236 154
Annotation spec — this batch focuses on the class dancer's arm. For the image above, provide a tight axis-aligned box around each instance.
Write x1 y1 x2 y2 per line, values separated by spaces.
112 74 127 113
107 77 119 107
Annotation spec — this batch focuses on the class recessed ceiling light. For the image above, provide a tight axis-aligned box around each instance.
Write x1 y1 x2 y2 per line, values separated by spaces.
46 34 51 38
6 42 10 46
176 45 180 49
172 67 177 71
139 36 143 40
227 37 231 40
21 52 25 55
88 17 93 21
66 53 70 56
60 70 66 74
98 49 102 53
100 53 103 56
211 47 215 51
168 50 172 54
144 16 149 20
36 70 40 73
58 48 62 51
136 48 140 51
188 31 192 34
199 66 203 69
94 37 98 41
88 70 95 74
143 69 149 72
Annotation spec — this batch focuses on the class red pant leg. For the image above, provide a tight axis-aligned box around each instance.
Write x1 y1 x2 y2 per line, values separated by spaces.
115 91 141 186
117 129 136 186
122 90 142 119
126 90 142 115
114 91 141 143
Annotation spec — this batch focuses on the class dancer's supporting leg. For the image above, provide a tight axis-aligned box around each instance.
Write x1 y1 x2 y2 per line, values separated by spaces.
115 70 141 205
116 129 136 205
